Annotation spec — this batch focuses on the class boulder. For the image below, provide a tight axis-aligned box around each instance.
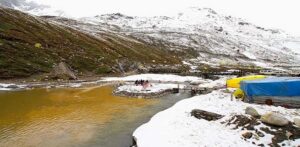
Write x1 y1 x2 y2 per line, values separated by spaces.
245 107 260 118
294 118 300 128
242 132 253 139
260 112 289 127
191 109 224 121
51 62 77 80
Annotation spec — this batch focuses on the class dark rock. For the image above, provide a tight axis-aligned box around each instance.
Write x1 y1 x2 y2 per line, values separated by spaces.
6 84 19 89
191 109 224 121
242 132 253 139
246 124 255 130
256 130 265 137
238 22 250 25
226 115 258 130
260 124 300 146
258 143 264 147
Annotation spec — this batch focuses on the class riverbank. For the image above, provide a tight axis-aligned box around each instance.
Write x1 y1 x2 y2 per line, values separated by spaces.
0 79 119 91
0 73 206 91
132 78 300 147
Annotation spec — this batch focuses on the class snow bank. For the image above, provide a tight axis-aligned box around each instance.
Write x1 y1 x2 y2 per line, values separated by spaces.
284 41 300 54
242 51 257 60
117 83 184 94
0 83 25 91
101 74 202 82
198 76 228 89
133 89 299 147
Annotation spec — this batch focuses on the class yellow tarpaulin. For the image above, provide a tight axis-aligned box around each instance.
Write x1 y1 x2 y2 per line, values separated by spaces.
226 75 266 88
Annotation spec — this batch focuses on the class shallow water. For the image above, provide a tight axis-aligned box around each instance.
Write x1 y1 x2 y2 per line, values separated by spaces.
0 86 190 147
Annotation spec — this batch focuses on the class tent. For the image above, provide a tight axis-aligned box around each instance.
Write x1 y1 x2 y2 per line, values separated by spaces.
240 77 300 107
226 75 266 88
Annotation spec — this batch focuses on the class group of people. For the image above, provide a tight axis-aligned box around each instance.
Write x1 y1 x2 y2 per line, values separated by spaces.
135 80 149 86
134 80 151 89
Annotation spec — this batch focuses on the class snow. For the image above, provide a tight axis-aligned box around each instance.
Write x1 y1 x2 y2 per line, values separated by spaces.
252 61 269 68
242 51 257 60
117 83 184 94
101 74 202 83
133 80 300 147
0 83 24 91
198 76 228 89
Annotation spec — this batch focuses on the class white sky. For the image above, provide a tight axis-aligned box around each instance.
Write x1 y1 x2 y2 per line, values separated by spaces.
30 0 300 36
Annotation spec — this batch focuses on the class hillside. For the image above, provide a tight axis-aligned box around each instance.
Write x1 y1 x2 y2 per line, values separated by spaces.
74 8 300 70
1 6 300 79
0 7 181 79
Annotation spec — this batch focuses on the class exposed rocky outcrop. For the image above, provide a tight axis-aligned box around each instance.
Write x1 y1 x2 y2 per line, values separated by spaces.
191 109 224 121
50 62 77 80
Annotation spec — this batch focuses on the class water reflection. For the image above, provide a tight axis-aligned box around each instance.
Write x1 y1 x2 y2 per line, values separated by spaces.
0 86 156 147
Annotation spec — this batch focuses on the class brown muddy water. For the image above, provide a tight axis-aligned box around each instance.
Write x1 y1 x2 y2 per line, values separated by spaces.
0 86 190 147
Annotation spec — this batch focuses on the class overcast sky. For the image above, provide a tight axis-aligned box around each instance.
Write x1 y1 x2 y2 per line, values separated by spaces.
29 0 300 36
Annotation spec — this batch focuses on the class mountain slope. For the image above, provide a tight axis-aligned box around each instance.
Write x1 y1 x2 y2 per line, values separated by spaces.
0 7 181 79
73 8 300 69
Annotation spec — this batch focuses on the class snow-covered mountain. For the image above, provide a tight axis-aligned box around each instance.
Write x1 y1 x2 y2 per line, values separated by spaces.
43 7 300 70
5 5 300 70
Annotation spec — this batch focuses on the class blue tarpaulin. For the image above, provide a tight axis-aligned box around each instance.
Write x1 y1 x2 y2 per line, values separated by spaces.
240 77 300 100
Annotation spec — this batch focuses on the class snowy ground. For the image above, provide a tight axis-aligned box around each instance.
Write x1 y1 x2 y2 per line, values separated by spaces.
116 83 185 94
133 83 300 147
108 74 220 94
101 74 203 83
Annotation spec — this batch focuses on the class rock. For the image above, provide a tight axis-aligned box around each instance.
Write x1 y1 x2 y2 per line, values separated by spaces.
242 132 253 139
257 144 264 147
245 107 260 118
260 112 289 127
256 130 265 137
51 62 77 80
294 118 300 128
191 109 224 121
286 131 293 139
6 84 19 89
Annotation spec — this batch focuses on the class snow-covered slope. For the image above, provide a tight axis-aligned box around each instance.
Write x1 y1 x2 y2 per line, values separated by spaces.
76 7 300 69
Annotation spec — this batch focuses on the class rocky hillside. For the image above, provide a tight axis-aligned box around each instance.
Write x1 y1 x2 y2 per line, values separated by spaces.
0 7 181 79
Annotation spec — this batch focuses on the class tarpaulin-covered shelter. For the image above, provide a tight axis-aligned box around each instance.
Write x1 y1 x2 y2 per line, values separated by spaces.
226 75 266 88
240 77 300 108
